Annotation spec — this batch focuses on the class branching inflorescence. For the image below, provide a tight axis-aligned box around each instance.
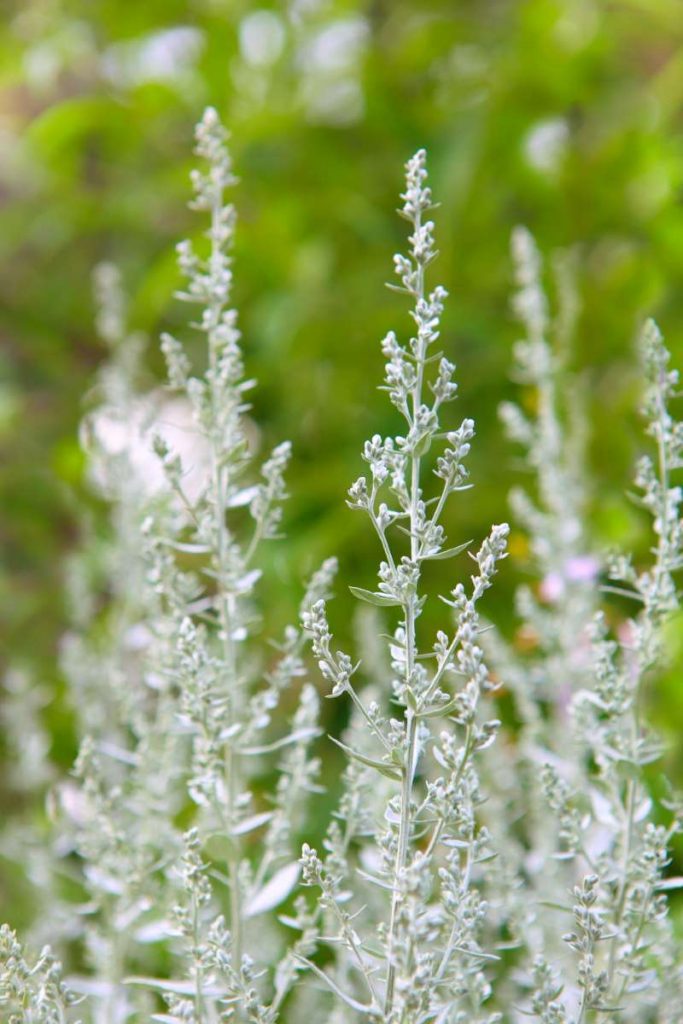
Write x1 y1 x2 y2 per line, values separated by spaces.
1 112 682 1024
483 231 683 1022
129 108 337 1021
302 149 509 1023
3 108 334 1024
548 320 683 1022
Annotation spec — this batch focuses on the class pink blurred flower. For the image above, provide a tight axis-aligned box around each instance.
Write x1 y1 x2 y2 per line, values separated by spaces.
539 555 599 603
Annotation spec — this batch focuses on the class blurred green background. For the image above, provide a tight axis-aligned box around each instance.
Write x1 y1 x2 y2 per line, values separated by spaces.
2 0 683 920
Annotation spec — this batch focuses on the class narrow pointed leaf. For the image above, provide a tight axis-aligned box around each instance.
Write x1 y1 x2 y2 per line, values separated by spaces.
349 586 401 607
293 956 375 1014
329 736 401 780
231 811 274 836
239 727 320 756
125 977 227 996
244 862 300 918
422 540 472 561
656 876 683 891
418 695 463 719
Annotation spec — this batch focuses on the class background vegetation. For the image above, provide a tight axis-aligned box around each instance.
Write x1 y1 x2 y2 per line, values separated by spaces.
2 0 683 926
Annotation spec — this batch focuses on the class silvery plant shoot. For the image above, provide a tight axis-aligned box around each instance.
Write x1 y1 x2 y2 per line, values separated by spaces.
1 109 681 1024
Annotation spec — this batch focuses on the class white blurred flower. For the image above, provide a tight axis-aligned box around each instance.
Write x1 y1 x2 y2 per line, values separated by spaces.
524 118 569 174
304 17 368 72
102 27 204 89
22 21 95 90
298 17 368 125
239 10 286 66
85 393 210 503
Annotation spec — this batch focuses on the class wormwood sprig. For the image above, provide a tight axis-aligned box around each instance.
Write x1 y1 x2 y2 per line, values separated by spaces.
477 229 599 967
132 108 333 1020
493 227 595 727
302 149 508 1023
63 261 151 742
41 264 184 1023
2 109 332 1024
486 232 683 1020
132 829 276 1024
523 320 683 1021
3 116 683 1024
0 925 80 1024
578 321 683 1015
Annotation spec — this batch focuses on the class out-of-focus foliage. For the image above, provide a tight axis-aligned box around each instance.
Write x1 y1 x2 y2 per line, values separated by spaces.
1 0 683 922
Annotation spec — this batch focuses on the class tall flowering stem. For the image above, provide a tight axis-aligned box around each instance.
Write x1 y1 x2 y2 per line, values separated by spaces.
477 229 598 973
143 109 328 1019
525 320 683 1020
303 150 508 1023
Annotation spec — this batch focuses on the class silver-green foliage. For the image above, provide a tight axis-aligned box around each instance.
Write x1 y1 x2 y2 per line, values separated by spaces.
1 111 682 1024
126 108 335 1022
0 925 79 1024
301 148 509 1024
2 108 331 1024
484 233 683 1022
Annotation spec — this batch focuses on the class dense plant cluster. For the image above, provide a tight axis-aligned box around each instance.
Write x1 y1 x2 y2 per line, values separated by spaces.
1 109 682 1023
